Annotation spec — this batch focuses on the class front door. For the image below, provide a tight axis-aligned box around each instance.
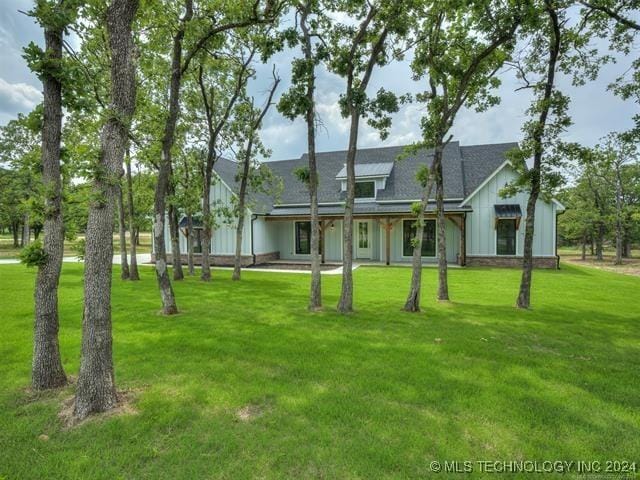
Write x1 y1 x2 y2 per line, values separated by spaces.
356 220 372 259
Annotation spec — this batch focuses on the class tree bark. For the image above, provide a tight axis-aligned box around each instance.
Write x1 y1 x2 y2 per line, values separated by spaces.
117 184 130 279
125 151 139 280
614 166 623 265
232 163 249 281
201 167 213 281
403 162 435 312
74 0 138 420
152 1 193 314
434 150 449 301
300 4 321 311
22 212 30 246
168 199 184 280
516 0 560 309
595 222 604 261
337 108 358 313
12 220 19 247
32 19 67 391
186 213 195 275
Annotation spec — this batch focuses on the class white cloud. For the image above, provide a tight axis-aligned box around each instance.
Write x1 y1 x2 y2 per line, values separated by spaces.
0 77 41 114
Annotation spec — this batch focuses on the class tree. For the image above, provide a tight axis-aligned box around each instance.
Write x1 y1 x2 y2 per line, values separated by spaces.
23 0 82 390
124 149 140 280
503 0 574 309
173 148 203 276
186 40 256 281
277 0 326 310
147 0 282 314
231 71 280 281
117 180 130 279
74 0 138 420
328 0 407 313
579 1 639 138
597 134 637 264
0 113 41 249
403 0 521 311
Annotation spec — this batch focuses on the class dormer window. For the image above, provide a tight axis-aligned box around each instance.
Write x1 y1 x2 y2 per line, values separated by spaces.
336 162 394 201
355 181 375 199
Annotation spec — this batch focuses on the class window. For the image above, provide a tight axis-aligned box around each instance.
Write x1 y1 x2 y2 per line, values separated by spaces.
403 219 436 257
295 221 311 255
496 219 516 255
354 181 375 199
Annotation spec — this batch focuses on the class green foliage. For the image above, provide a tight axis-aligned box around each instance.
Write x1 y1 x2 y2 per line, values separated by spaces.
293 166 311 186
19 240 48 267
415 165 430 188
72 237 86 260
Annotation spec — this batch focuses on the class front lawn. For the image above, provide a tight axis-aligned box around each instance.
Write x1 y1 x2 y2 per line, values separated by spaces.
0 263 638 479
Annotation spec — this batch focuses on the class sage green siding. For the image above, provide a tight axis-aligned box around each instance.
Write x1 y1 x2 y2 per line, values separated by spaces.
465 164 557 257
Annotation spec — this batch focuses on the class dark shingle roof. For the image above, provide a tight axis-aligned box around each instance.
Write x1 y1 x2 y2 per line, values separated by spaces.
213 141 519 215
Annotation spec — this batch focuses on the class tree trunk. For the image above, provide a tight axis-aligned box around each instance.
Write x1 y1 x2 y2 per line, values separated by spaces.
434 150 449 301
623 239 632 258
186 213 195 275
614 167 623 265
117 184 130 279
22 212 30 246
12 220 19 247
581 233 586 260
337 108 359 313
74 0 138 420
125 151 139 280
404 163 435 312
168 201 184 280
32 20 67 391
595 223 604 261
516 0 560 309
152 2 192 314
232 154 251 281
201 168 213 281
297 4 321 311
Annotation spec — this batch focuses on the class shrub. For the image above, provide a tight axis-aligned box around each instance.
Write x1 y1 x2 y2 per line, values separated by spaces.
19 240 48 267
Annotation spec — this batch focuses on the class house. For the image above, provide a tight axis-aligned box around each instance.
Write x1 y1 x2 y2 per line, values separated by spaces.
155 141 564 268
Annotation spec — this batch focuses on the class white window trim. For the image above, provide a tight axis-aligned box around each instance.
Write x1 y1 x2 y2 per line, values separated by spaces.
400 218 438 259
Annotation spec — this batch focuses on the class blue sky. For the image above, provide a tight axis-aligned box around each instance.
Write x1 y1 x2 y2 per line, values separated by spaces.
1 0 637 162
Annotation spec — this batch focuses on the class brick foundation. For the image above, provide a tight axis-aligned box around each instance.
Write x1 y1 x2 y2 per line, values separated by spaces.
465 255 559 269
151 251 280 267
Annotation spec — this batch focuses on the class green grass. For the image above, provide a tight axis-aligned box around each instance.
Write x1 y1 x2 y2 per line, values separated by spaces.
0 232 152 259
0 263 639 479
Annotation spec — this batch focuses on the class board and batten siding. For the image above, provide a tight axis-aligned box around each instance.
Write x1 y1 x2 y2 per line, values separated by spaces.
385 218 460 264
166 177 253 256
465 164 557 257
272 220 343 262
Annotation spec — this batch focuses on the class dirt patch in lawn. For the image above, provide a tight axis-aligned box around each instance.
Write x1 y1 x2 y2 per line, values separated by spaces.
58 389 139 429
562 255 640 277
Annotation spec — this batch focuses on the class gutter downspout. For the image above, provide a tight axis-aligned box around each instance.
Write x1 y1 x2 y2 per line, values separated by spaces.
251 214 258 266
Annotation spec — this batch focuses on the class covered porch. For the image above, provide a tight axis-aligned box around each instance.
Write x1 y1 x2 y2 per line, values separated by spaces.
264 212 468 266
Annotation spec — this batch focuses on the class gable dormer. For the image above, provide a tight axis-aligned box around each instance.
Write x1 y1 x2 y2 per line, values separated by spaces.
335 162 394 201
